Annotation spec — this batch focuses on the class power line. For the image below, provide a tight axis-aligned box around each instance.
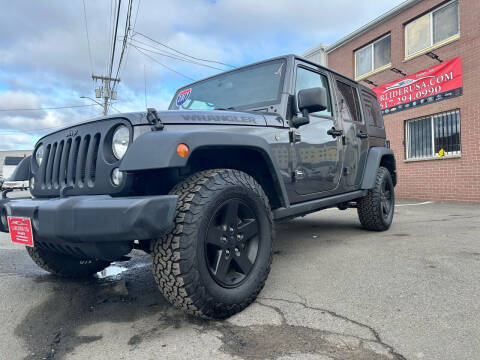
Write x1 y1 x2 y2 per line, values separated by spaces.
0 117 92 135
112 0 133 95
133 31 236 68
129 41 226 71
109 0 122 79
133 46 196 81
0 125 77 135
82 0 94 76
109 102 122 113
116 0 141 83
114 0 133 80
143 64 147 110
132 0 141 29
106 0 115 75
0 104 98 112
0 104 121 135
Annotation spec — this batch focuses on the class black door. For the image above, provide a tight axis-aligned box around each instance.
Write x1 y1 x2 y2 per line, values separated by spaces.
291 64 342 199
334 78 369 189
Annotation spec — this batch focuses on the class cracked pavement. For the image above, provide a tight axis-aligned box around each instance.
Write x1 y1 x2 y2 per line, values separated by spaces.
0 200 479 359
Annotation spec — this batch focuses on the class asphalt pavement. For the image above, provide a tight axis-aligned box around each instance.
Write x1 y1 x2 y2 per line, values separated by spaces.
0 199 479 360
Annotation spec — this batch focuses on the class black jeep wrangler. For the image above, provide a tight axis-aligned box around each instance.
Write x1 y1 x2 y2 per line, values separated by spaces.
0 55 396 319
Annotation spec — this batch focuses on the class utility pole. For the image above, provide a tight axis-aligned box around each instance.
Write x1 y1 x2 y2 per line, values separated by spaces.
91 75 120 116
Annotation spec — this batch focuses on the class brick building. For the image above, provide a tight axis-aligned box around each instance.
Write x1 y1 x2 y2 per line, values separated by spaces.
325 0 480 202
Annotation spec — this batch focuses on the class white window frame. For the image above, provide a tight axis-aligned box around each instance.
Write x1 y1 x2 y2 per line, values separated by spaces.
405 110 461 161
405 0 459 59
354 34 391 80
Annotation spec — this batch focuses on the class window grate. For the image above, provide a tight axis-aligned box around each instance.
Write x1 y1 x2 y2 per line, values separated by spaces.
405 109 460 160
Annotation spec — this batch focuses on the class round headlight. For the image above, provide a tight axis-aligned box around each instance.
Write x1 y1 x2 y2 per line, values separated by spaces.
35 144 44 166
112 125 130 160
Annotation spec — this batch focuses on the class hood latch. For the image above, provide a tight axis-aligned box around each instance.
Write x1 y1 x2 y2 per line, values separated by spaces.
146 108 164 131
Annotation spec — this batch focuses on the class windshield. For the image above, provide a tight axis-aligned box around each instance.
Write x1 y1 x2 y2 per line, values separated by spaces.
169 59 286 111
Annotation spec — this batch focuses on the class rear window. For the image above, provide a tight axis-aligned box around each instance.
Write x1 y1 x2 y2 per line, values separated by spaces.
361 90 384 128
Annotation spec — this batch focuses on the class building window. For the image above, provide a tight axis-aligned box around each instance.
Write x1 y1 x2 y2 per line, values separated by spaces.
405 109 460 160
405 0 459 58
355 34 391 79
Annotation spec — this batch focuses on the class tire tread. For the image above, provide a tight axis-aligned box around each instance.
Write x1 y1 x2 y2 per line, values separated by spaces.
152 169 273 319
357 166 394 231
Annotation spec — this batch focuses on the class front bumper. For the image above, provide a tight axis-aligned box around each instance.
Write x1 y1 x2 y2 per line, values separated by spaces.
0 195 178 242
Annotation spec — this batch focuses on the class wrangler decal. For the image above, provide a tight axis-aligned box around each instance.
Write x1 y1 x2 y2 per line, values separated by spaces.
181 114 257 124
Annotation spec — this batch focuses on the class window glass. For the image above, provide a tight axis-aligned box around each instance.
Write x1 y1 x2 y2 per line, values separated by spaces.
406 110 460 159
406 14 431 56
374 36 391 69
355 45 372 78
336 81 361 122
355 35 391 78
405 1 459 57
367 95 384 128
169 59 285 110
433 2 459 43
407 117 432 158
434 110 461 154
295 67 332 116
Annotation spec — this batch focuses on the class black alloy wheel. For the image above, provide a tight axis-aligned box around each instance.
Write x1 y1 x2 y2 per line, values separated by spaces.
380 178 393 221
205 198 260 288
152 168 273 319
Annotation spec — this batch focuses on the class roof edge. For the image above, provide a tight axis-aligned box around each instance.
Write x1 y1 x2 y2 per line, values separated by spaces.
302 43 329 57
326 0 422 53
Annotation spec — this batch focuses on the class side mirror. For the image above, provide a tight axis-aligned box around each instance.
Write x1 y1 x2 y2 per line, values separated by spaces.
297 87 328 114
292 87 328 128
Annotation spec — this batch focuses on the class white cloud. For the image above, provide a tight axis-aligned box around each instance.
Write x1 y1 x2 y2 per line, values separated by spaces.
0 133 34 151
0 0 406 150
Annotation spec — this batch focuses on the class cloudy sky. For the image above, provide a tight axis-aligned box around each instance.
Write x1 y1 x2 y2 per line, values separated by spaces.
0 0 405 150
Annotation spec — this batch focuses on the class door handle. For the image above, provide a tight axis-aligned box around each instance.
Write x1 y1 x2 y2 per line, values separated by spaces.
327 127 343 138
357 131 368 139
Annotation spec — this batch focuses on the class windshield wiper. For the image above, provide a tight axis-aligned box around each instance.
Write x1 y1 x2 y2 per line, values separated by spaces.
213 107 236 111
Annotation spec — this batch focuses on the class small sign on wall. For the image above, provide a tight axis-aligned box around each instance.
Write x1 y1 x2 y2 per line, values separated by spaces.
373 57 463 115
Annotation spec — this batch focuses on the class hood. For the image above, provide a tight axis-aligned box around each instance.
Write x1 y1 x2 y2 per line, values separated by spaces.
144 110 284 127
115 110 283 127
38 110 284 141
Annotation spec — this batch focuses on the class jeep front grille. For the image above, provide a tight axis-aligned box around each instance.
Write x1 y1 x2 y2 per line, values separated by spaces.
40 133 100 189
31 118 132 198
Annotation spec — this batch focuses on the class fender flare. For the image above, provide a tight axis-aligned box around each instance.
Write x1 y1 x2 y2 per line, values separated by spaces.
361 147 396 189
120 130 290 207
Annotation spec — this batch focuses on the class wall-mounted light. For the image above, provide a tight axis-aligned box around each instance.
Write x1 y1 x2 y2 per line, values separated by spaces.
362 79 378 87
425 51 443 63
391 68 407 76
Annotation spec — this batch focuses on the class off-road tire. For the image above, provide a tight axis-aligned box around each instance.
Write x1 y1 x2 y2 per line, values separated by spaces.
26 246 110 278
152 169 273 319
357 166 395 231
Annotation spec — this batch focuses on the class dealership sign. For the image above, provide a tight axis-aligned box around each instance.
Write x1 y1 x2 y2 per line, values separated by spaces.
373 57 462 115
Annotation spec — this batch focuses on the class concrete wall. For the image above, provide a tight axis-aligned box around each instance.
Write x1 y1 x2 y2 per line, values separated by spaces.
302 44 328 66
327 0 480 202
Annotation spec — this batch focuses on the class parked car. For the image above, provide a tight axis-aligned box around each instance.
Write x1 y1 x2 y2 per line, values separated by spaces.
0 55 396 319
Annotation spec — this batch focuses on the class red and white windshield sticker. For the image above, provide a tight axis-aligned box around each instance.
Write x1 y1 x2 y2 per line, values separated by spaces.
176 88 192 106
8 217 34 247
